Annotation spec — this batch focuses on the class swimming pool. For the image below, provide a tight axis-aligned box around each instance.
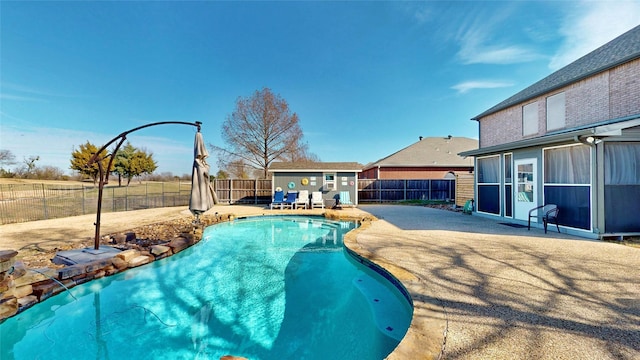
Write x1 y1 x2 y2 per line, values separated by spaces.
1 216 412 359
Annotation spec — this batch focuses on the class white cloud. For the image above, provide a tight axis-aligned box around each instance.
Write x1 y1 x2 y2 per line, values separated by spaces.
457 25 542 65
454 6 544 65
550 1 640 70
451 80 514 94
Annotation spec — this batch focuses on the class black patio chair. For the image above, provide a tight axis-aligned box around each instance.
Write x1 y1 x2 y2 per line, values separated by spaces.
528 204 560 233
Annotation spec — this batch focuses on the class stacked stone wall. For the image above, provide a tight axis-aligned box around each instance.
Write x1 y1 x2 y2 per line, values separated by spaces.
0 214 231 322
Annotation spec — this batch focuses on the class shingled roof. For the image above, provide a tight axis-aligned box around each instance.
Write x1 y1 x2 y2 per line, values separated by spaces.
472 25 640 120
363 136 477 169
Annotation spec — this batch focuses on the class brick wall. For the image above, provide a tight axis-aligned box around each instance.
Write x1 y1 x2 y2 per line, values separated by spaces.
610 59 640 118
479 58 640 148
360 167 473 179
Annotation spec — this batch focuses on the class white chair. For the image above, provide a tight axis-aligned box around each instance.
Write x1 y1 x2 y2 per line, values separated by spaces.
311 191 324 209
295 190 309 209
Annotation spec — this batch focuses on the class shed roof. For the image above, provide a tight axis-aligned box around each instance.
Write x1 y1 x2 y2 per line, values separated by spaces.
269 162 363 172
472 25 640 120
363 136 477 170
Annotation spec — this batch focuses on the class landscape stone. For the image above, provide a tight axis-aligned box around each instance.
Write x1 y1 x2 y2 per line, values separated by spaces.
111 257 128 270
0 250 18 262
0 275 14 293
1 284 33 300
116 249 140 262
112 234 127 244
128 255 151 268
14 268 57 287
93 270 106 279
168 237 192 253
125 232 136 241
0 261 14 274
0 297 18 319
150 245 171 256
17 295 38 311
58 264 86 280
85 259 112 273
10 261 27 279
32 280 73 301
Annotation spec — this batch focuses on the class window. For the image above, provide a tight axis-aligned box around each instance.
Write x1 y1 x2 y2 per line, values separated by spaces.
522 102 538 136
543 145 591 230
477 156 500 184
323 173 336 191
546 92 566 131
477 156 500 214
604 142 640 233
605 142 640 185
504 153 513 217
544 145 590 184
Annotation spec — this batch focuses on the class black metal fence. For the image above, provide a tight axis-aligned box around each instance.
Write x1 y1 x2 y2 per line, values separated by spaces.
1 179 457 224
358 179 455 203
0 182 191 224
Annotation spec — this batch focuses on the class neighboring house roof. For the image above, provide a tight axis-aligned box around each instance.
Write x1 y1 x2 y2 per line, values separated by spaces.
269 162 363 172
363 136 478 170
472 25 640 120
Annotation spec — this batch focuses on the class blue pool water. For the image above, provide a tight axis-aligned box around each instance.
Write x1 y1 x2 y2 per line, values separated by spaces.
1 216 412 360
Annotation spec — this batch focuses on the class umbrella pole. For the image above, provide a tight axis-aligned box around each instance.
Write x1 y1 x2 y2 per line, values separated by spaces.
93 161 105 250
87 121 203 251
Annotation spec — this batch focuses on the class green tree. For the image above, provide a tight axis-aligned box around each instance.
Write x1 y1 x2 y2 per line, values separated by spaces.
212 87 318 179
70 141 112 184
112 142 136 186
113 143 157 186
215 170 229 180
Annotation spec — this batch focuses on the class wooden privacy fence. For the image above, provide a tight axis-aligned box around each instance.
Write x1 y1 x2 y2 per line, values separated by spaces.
2 178 470 224
455 174 474 207
0 182 191 224
213 179 272 204
357 179 455 203
213 179 457 204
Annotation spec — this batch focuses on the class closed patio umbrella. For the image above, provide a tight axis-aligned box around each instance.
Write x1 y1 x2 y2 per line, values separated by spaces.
189 131 217 221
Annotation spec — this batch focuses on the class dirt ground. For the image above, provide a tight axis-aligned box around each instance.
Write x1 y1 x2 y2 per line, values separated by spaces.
0 207 192 268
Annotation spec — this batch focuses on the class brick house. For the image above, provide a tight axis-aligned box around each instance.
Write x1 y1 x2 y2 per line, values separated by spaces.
460 25 640 238
360 136 477 179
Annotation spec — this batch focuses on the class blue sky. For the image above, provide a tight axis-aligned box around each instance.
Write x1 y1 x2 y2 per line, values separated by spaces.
2 1 640 176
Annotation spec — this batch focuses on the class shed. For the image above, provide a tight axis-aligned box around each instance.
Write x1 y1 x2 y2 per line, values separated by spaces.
268 162 363 208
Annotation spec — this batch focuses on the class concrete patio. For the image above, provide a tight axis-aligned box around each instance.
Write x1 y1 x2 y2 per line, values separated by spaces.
1 204 638 359
354 205 639 360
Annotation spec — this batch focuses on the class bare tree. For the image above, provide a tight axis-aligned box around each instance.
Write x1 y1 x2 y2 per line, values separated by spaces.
23 155 40 177
212 87 317 179
0 149 16 168
280 141 321 162
0 149 17 176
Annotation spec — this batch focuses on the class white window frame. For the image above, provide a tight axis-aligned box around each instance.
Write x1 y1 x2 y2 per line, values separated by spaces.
476 155 501 216
542 143 593 232
522 102 538 136
546 92 566 131
503 152 513 218
323 173 336 191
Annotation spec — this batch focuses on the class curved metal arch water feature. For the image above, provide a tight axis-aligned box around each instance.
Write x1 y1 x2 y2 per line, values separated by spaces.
86 121 202 250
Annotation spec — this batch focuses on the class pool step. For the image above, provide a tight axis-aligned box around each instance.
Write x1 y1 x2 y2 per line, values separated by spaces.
352 274 411 341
